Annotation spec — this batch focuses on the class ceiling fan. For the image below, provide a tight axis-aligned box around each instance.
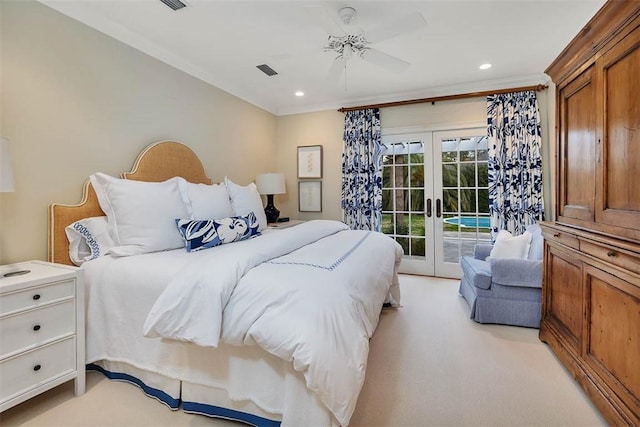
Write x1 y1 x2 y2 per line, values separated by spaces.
312 6 427 86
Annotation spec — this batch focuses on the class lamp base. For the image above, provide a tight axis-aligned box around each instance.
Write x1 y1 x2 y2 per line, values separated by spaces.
264 194 280 224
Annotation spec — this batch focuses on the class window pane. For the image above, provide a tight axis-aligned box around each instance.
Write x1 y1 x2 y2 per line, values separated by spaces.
382 213 394 234
410 238 426 257
410 190 424 213
402 190 411 211
459 164 476 187
477 163 488 187
443 189 459 212
393 165 408 187
382 167 393 188
382 155 392 166
441 139 458 162
409 214 425 236
410 165 424 187
395 214 409 236
394 154 408 165
460 189 476 213
478 189 490 213
442 164 457 187
382 189 393 211
409 153 424 164
396 237 409 255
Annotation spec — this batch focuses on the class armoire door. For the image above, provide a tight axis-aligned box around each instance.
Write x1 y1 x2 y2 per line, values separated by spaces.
557 64 597 224
595 24 640 235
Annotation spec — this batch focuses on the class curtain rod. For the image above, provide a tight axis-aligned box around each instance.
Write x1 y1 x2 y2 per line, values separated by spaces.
337 84 549 113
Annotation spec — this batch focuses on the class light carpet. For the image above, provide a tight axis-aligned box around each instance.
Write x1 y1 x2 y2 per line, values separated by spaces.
1 275 605 426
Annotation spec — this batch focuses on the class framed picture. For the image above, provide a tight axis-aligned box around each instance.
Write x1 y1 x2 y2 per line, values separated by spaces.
297 145 322 178
298 181 322 212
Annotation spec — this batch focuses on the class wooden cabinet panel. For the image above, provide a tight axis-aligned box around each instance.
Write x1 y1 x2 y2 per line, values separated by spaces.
597 26 640 233
586 266 640 420
545 246 583 351
558 66 597 222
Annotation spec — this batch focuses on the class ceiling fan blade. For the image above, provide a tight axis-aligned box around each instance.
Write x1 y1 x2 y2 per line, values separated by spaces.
365 12 426 44
303 4 346 37
361 48 410 73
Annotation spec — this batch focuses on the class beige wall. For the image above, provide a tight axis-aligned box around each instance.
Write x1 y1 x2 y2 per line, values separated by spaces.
0 1 277 264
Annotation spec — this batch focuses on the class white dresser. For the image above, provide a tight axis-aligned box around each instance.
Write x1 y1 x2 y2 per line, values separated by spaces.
0 260 85 412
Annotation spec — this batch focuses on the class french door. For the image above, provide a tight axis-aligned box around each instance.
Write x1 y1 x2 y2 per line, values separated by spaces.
381 127 491 278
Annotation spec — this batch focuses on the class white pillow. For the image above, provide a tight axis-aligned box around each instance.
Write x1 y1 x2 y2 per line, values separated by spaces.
224 177 267 231
90 173 191 256
185 182 233 220
489 230 533 260
65 216 115 266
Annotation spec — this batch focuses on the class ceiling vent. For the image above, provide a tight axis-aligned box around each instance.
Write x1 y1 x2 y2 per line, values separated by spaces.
159 0 187 11
256 64 278 77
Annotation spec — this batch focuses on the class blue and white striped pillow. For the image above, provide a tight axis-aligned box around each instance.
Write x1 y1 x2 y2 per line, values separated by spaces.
176 212 261 252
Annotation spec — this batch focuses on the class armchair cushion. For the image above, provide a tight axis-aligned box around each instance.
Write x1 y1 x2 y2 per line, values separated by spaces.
460 256 492 290
491 258 542 288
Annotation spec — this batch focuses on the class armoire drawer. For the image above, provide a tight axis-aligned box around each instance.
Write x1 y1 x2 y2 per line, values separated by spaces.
580 240 640 276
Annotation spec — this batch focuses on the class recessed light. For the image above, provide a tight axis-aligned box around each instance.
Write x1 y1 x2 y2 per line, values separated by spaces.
479 63 492 70
295 91 305 97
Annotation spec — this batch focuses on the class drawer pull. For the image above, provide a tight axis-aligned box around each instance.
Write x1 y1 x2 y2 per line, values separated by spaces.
33 324 41 331
32 294 41 301
607 251 617 258
553 233 560 238
33 364 42 372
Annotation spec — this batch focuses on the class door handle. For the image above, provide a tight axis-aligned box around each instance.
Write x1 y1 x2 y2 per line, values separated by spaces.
436 199 442 218
426 199 432 217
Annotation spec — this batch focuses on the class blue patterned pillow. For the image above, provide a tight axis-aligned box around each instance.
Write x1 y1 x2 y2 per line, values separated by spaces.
176 212 261 252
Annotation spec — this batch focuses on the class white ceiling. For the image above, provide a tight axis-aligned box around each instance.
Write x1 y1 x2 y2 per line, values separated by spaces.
39 0 606 116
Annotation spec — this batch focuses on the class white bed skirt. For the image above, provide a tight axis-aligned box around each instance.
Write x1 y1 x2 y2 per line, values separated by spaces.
89 345 340 427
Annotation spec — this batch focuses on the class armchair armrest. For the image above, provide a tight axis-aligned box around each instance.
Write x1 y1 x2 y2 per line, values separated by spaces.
490 258 542 288
474 244 493 260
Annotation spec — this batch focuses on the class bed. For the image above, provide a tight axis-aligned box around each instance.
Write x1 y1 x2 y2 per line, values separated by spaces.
48 140 403 426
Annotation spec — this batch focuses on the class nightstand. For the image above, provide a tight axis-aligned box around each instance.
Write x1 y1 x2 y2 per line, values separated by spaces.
268 219 306 229
0 260 85 412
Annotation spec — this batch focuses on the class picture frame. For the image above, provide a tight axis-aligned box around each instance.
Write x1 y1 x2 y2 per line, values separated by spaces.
297 145 322 179
298 180 322 212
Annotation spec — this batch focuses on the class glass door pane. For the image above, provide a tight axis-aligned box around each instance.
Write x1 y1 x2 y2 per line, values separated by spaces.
434 129 490 278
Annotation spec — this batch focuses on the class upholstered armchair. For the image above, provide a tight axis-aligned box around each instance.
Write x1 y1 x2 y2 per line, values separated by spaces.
458 224 543 328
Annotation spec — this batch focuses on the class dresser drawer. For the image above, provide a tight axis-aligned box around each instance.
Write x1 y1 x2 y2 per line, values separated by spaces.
0 337 75 403
580 240 640 276
0 280 75 316
0 301 75 359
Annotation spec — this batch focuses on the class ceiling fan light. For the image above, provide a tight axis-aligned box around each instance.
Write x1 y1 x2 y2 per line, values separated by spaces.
343 43 353 59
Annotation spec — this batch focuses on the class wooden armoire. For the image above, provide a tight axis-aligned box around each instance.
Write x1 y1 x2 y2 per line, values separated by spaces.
539 1 640 425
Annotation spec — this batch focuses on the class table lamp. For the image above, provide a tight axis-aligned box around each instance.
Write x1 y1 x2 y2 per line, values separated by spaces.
255 173 285 223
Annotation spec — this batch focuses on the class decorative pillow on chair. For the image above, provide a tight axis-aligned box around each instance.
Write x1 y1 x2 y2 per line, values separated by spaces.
65 216 115 266
224 177 268 231
176 213 261 252
90 172 191 256
184 182 233 220
489 230 532 260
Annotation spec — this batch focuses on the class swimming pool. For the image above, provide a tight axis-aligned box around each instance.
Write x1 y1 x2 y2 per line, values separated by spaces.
443 216 491 229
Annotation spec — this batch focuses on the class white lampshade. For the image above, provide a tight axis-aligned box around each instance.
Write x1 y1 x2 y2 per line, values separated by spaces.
0 137 15 193
255 173 285 195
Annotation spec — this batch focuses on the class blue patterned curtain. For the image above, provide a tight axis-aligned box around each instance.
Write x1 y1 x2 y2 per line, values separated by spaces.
341 108 382 231
487 90 544 236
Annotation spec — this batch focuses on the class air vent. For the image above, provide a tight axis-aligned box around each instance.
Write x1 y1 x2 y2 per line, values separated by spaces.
256 64 278 76
159 0 187 11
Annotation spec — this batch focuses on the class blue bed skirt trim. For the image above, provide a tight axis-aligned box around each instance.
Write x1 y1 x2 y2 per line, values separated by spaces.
86 363 180 409
183 401 281 427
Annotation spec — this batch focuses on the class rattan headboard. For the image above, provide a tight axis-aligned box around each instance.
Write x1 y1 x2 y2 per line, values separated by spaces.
48 141 212 265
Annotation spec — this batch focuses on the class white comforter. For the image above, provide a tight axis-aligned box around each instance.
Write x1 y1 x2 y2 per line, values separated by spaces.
143 220 402 425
